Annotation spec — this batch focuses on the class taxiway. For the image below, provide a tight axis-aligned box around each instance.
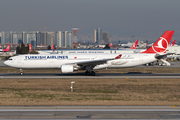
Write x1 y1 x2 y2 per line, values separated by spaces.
0 106 179 119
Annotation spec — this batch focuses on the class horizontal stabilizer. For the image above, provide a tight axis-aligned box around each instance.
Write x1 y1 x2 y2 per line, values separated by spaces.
155 53 174 59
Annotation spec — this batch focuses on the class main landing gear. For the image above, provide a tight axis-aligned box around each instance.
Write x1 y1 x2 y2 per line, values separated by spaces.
85 66 96 76
20 69 23 75
85 70 96 76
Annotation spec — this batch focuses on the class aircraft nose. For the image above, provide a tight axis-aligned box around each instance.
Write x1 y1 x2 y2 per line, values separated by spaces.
4 60 9 66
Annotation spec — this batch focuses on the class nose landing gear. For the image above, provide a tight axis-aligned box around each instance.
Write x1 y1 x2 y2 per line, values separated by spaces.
20 69 23 75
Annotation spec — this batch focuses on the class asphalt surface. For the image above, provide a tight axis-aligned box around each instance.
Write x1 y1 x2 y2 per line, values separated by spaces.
1 72 180 79
0 106 179 119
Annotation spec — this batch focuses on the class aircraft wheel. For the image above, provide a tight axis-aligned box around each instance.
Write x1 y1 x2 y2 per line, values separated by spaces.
85 71 90 75
91 71 96 76
20 69 23 75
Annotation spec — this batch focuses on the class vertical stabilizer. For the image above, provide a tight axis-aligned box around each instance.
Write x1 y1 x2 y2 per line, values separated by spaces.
141 31 174 54
130 40 138 49
52 45 55 52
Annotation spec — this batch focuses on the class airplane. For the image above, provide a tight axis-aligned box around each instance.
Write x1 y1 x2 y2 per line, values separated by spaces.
38 41 139 54
170 40 176 46
52 45 55 52
109 42 113 47
4 31 174 76
0 45 11 52
29 44 32 51
97 42 113 48
130 40 138 49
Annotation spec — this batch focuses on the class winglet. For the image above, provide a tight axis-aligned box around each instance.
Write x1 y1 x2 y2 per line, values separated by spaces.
171 40 176 46
141 31 174 54
130 40 138 49
115 54 122 59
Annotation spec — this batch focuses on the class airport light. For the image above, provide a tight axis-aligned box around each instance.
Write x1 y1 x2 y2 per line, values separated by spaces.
71 81 75 92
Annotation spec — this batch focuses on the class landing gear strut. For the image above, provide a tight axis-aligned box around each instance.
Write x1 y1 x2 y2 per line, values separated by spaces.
85 70 96 76
85 66 96 76
20 69 23 75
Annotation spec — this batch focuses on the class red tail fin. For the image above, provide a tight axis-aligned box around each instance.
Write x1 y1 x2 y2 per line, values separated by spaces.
109 42 113 47
141 31 174 54
172 40 176 46
130 40 138 49
29 44 32 50
52 45 55 52
3 45 10 52
6 45 10 50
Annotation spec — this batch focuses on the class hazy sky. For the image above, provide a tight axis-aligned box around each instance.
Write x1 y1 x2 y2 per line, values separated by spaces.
0 0 180 42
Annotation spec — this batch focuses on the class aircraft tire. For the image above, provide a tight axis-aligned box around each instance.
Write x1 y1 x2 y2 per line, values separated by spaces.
85 71 90 75
91 71 96 76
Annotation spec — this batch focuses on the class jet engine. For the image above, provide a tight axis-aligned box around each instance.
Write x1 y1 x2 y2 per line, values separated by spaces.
61 65 78 73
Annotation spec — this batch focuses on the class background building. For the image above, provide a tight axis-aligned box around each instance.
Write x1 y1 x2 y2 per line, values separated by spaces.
102 32 110 44
5 32 13 44
97 28 102 41
39 32 47 46
0 30 73 48
94 27 102 43
47 32 55 46
65 31 72 48
12 32 23 44
1 32 5 44
93 29 97 43
25 31 36 46
56 31 63 48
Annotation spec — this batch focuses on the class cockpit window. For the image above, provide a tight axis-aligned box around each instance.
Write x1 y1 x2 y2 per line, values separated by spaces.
8 58 12 60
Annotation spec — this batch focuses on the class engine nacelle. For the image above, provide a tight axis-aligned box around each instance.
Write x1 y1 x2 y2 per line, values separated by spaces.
61 65 74 73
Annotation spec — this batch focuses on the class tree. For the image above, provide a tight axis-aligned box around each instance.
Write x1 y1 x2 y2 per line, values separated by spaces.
21 42 27 54
26 43 29 53
29 50 38 54
47 45 51 50
16 46 21 54
16 42 29 54
103 44 110 49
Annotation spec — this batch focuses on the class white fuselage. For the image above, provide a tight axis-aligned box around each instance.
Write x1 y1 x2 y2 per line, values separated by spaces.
38 49 146 54
4 53 157 70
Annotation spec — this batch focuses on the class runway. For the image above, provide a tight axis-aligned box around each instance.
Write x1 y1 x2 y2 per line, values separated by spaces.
1 72 180 79
0 106 179 119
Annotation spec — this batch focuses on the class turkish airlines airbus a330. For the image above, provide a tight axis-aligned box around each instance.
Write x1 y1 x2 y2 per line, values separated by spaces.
4 31 174 75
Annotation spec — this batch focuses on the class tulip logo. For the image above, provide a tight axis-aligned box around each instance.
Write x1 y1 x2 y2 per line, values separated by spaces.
152 37 168 53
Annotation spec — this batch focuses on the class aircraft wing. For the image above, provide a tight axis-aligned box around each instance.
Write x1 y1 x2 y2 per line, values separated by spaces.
76 58 113 67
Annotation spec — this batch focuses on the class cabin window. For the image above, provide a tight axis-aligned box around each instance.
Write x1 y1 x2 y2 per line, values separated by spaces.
8 58 12 60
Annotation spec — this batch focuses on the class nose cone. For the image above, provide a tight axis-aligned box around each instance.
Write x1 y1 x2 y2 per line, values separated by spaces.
4 60 9 66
